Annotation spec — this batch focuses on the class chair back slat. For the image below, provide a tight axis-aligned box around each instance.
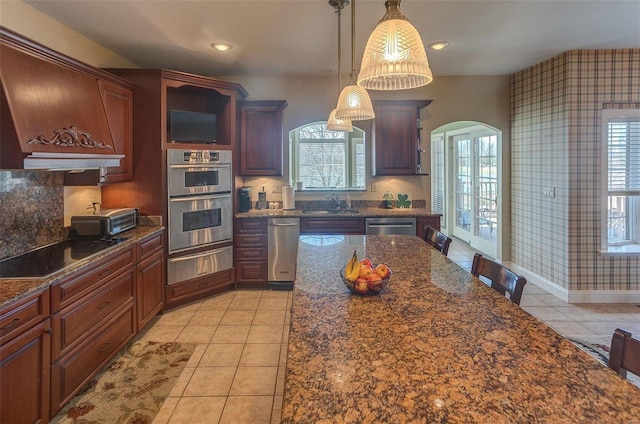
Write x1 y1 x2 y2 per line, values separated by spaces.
471 253 526 305
609 328 640 379
424 225 452 256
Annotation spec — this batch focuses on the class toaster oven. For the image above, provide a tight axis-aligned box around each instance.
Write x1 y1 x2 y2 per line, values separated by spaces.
71 208 139 237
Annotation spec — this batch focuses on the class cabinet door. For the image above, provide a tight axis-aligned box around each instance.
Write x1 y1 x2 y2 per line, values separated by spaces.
136 249 165 329
0 318 51 424
99 80 134 183
238 100 287 176
372 100 430 176
416 216 442 238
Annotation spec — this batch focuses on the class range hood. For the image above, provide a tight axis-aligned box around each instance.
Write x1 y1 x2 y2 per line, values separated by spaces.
0 27 126 180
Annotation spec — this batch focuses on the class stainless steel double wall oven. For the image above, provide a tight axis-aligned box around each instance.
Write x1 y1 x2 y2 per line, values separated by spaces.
167 149 233 286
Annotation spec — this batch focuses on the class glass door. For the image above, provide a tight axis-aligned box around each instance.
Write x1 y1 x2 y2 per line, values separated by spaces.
452 132 498 257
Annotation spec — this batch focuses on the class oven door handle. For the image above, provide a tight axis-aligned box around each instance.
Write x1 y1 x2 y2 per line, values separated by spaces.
169 164 231 169
169 193 231 202
169 246 233 262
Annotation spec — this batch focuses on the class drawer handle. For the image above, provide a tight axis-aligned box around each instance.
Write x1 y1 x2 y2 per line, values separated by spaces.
97 301 112 310
198 282 211 287
97 342 111 352
0 318 20 331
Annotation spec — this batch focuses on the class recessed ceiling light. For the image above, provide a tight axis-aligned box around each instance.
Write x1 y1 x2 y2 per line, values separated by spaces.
211 43 232 51
428 41 450 51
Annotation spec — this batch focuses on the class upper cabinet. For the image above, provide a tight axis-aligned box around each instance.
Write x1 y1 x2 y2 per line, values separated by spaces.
238 100 287 176
371 100 431 176
0 27 134 182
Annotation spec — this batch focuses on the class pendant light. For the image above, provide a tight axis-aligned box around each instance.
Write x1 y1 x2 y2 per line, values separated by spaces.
358 0 433 90
334 0 375 121
326 0 353 132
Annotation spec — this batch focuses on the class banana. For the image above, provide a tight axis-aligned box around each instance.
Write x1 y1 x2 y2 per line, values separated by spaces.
345 250 361 281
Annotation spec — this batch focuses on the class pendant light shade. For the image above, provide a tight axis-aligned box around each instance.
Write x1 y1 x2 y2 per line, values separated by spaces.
358 0 433 90
326 108 353 132
335 0 375 121
334 84 375 121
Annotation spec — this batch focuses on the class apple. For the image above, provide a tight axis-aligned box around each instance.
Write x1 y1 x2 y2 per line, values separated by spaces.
359 258 374 269
353 277 369 294
375 263 391 279
366 273 384 292
358 265 373 279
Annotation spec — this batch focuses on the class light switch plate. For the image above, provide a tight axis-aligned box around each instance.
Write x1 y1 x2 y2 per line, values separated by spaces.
543 187 555 198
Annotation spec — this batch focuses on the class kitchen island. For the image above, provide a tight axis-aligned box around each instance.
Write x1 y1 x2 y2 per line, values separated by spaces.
282 235 640 423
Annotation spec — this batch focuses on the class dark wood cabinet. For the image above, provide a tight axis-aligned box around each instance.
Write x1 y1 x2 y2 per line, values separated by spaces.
300 217 365 235
234 218 268 286
136 233 165 330
50 246 136 417
0 289 51 424
372 100 431 176
99 80 134 183
238 100 287 176
416 215 442 238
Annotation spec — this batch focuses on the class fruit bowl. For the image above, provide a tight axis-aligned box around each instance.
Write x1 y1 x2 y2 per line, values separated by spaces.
340 266 392 296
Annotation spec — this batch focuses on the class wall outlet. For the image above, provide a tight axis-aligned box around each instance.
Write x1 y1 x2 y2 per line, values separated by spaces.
272 184 283 193
371 183 377 192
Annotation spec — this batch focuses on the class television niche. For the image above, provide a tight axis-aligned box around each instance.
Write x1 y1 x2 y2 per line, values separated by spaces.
170 110 217 144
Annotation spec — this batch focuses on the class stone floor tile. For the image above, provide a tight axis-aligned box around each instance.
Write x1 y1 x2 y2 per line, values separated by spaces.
211 325 251 343
152 396 179 424
229 366 278 395
183 367 236 396
246 325 284 344
220 309 256 326
175 325 216 344
188 309 226 326
200 343 244 367
253 310 286 326
239 343 281 367
167 396 226 424
219 395 274 424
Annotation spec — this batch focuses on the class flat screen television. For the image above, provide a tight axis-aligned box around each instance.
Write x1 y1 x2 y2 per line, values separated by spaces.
170 110 217 144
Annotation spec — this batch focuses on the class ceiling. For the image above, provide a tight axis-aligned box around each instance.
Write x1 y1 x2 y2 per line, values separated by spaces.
24 0 640 78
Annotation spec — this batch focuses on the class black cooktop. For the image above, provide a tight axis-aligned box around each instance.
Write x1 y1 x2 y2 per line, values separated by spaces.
0 237 128 279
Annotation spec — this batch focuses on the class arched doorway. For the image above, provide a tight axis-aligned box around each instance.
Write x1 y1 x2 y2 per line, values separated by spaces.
431 121 502 258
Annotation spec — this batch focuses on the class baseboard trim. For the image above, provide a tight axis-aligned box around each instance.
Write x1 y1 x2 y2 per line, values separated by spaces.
505 262 640 304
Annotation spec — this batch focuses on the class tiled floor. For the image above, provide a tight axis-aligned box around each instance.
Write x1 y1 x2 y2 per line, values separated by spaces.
139 237 640 423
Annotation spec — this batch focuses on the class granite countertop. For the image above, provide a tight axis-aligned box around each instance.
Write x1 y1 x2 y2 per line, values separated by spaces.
0 226 164 308
236 207 440 219
282 235 640 423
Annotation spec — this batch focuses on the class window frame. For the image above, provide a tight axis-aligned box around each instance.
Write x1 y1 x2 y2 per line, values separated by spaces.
600 109 640 256
290 121 366 191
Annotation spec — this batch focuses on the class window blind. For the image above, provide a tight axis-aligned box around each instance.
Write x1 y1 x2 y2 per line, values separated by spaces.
608 119 640 196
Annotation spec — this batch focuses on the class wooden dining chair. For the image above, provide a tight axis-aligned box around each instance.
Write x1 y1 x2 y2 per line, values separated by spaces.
609 328 640 379
471 253 527 305
423 225 453 256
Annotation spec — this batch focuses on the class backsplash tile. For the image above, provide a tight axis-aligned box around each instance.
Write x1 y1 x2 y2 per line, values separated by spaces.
0 170 65 259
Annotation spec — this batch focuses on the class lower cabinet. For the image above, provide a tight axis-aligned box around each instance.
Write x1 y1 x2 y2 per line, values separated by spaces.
0 317 51 424
234 218 268 286
416 215 442 238
136 233 165 329
165 268 234 306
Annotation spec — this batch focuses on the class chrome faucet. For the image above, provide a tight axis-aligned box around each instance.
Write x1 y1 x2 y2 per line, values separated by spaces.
327 192 341 209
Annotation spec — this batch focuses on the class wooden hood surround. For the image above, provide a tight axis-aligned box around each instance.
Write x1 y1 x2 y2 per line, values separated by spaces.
0 26 132 176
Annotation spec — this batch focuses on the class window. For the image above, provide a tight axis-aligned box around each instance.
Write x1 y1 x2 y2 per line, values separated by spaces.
290 122 365 190
602 109 640 254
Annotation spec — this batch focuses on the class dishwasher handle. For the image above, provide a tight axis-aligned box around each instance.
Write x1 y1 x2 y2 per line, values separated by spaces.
269 223 299 227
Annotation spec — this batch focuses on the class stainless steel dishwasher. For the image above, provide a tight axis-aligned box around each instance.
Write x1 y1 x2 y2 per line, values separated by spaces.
365 217 417 235
268 217 300 289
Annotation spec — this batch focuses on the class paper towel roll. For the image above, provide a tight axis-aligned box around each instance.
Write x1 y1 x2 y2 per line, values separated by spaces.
282 185 295 210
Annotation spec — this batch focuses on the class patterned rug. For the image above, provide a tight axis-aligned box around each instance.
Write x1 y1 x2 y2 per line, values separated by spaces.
51 341 196 424
568 335 640 388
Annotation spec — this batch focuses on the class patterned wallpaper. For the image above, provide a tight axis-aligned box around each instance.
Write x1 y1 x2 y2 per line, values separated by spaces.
511 49 640 293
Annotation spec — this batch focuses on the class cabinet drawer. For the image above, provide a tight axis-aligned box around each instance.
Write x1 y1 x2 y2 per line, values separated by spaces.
0 289 50 345
51 246 135 312
137 232 163 261
51 305 135 415
235 233 267 247
300 218 365 235
235 218 267 233
166 268 233 305
235 247 268 261
235 262 267 282
52 270 135 360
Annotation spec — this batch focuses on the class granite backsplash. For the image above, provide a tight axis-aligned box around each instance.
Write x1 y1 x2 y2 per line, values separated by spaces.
0 170 65 259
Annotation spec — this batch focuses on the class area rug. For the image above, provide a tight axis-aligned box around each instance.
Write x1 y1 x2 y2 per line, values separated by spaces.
51 341 196 424
568 336 640 388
